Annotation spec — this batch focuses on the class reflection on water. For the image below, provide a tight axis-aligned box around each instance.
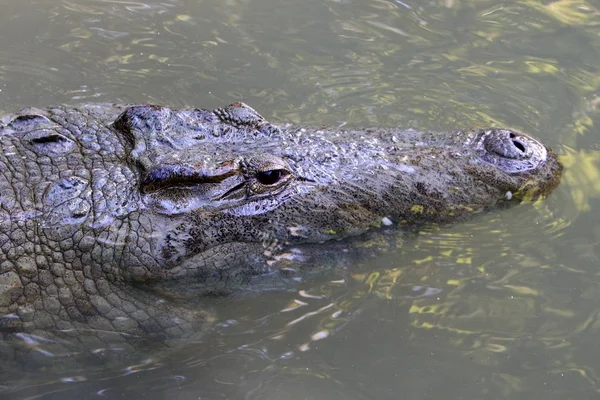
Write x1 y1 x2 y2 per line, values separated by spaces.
2 0 600 398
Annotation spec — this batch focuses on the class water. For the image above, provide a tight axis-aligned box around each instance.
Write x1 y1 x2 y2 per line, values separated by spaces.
1 0 600 398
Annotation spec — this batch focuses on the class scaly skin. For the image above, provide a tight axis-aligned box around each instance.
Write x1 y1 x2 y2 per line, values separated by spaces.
0 102 561 347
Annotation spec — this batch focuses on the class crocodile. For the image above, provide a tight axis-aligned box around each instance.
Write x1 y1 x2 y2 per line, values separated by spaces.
0 102 562 348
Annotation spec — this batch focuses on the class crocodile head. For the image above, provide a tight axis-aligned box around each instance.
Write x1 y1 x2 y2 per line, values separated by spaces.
112 103 562 289
0 102 563 342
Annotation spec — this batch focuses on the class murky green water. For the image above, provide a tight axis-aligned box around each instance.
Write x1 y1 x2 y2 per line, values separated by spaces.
2 0 600 398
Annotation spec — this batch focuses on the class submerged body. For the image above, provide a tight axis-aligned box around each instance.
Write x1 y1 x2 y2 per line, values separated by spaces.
0 102 561 343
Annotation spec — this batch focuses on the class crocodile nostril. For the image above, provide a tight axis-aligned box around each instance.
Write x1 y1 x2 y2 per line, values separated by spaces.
512 140 526 152
475 128 547 173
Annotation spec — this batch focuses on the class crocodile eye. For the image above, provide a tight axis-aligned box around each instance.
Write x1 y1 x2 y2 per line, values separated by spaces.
256 169 286 185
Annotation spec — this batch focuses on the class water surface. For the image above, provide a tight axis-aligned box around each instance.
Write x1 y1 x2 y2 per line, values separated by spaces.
2 0 600 398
